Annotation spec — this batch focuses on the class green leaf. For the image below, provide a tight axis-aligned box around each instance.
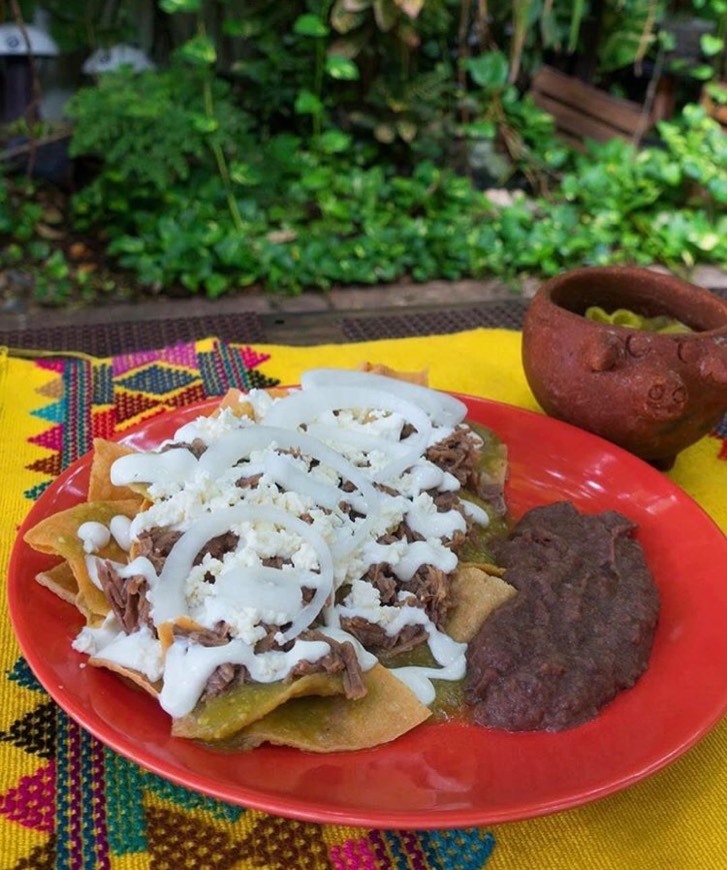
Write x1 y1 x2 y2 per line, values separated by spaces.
223 19 263 38
460 121 496 139
690 64 716 81
700 34 724 57
465 52 509 91
159 0 201 13
567 0 587 53
293 14 330 38
191 113 218 133
695 232 720 252
325 54 360 81
659 30 676 52
109 236 145 255
300 167 333 191
294 89 324 115
706 81 727 104
659 163 681 185
317 129 353 153
229 162 262 185
204 273 229 297
178 34 217 66
396 119 417 142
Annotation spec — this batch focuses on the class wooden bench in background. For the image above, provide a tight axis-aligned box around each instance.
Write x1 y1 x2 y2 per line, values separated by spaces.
530 65 663 148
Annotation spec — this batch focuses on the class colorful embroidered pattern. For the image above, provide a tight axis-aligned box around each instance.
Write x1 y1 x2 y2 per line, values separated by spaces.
3 339 497 869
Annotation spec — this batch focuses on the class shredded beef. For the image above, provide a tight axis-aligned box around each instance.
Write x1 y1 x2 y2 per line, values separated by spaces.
235 472 263 489
253 624 291 654
400 564 451 627
363 561 451 627
376 522 423 546
301 586 316 604
400 422 417 439
202 662 249 701
134 528 182 573
426 426 482 489
97 561 153 634
201 531 239 562
339 500 366 521
135 527 239 583
161 438 208 459
293 630 367 699
426 426 508 514
173 620 230 646
366 563 399 604
430 490 460 512
260 555 292 569
340 615 427 657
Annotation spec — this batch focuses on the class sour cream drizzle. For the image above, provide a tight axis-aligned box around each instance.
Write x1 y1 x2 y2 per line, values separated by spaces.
84 370 490 716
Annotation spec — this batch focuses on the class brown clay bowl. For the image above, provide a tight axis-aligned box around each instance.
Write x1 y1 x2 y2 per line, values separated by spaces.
522 266 727 468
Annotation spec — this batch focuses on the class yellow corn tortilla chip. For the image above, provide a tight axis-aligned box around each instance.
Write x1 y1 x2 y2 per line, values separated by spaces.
217 386 291 420
232 664 431 752
358 362 429 386
35 560 78 604
216 388 255 419
24 499 142 620
172 672 347 741
87 656 161 699
446 565 516 643
88 438 145 503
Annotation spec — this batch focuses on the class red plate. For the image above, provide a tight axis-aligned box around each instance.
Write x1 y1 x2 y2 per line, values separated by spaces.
8 396 727 828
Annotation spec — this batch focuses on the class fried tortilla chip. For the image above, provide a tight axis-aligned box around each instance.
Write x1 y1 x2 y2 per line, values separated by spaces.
216 388 255 419
172 672 347 741
35 560 78 604
87 655 161 699
24 499 142 620
446 565 516 643
217 386 291 420
232 664 431 752
89 438 146 503
358 362 429 386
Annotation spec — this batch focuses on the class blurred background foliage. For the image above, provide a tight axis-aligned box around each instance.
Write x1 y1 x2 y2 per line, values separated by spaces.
0 0 725 304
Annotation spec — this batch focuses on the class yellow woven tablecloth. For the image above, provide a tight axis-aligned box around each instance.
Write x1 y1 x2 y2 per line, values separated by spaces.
0 329 725 869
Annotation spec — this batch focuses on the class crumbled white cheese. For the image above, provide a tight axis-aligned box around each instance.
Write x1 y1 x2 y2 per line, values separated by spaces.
104 374 490 712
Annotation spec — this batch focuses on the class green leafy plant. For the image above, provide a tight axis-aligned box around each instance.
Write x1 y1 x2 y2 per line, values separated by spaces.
6 0 725 307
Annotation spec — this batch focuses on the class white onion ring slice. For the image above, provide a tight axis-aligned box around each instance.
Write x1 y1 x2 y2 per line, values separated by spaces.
263 386 432 482
300 368 467 427
152 505 333 643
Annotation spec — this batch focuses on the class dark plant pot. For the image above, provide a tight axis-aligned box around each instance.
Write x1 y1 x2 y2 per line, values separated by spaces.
522 266 727 469
1 57 34 123
4 134 73 185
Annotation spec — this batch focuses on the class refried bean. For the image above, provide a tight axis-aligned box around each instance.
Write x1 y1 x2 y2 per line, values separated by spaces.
465 501 660 731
